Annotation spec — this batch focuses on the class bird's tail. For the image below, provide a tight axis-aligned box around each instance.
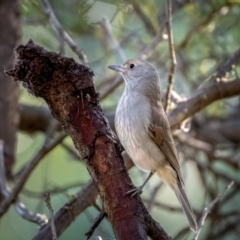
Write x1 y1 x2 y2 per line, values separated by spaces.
174 182 198 232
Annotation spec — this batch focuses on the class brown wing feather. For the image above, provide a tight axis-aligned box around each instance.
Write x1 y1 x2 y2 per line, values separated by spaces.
147 103 184 185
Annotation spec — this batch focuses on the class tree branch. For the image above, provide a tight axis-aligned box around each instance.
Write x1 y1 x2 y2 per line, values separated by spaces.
85 211 106 240
165 0 177 113
43 192 57 240
0 130 67 217
9 41 240 240
193 181 234 240
41 0 89 65
0 140 48 226
6 40 170 240
169 46 240 128
169 79 240 130
33 180 98 240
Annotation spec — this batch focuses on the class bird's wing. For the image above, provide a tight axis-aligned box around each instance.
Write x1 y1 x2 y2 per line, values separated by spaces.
147 104 184 185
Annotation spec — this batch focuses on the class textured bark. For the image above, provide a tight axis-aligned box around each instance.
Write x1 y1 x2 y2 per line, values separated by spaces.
0 0 21 180
6 40 170 240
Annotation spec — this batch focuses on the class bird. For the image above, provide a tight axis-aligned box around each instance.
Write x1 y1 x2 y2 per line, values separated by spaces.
108 59 197 232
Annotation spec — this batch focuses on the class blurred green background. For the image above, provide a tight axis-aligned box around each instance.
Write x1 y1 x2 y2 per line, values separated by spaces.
0 0 240 239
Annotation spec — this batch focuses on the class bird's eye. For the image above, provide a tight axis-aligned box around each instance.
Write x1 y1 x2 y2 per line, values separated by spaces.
129 63 135 69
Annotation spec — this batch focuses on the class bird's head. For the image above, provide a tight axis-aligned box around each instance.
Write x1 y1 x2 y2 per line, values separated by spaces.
108 59 160 90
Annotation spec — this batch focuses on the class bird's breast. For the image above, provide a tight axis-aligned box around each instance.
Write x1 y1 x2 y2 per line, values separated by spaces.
115 91 162 172
115 91 150 144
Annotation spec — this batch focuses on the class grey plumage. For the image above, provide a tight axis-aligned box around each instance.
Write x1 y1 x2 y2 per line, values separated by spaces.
109 59 197 232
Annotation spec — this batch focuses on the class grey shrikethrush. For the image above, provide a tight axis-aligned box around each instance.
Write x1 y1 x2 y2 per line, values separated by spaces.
108 59 197 232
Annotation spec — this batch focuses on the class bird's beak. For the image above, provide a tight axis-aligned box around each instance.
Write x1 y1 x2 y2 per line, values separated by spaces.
108 64 125 73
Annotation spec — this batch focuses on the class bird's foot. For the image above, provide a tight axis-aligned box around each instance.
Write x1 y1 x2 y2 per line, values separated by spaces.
126 186 144 197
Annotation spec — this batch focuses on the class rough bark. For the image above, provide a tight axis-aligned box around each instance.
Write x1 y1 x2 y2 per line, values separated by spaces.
6 40 170 240
0 0 21 179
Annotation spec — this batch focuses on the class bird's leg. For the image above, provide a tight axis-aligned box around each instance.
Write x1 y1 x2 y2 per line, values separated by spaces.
127 171 155 197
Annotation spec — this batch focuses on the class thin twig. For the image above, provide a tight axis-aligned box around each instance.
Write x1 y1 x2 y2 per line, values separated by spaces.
100 75 122 100
194 181 234 240
60 142 80 160
176 133 239 168
22 181 85 198
0 140 9 197
0 140 48 226
14 120 63 178
207 215 240 239
146 182 163 211
41 0 89 65
33 180 99 240
173 226 190 240
177 7 222 50
165 0 177 113
43 192 57 240
14 202 48 226
85 211 106 240
0 131 67 217
144 198 183 213
84 210 107 238
130 0 156 35
140 24 166 60
101 17 126 62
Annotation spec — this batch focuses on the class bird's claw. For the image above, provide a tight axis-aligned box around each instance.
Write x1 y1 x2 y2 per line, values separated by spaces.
126 186 143 197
